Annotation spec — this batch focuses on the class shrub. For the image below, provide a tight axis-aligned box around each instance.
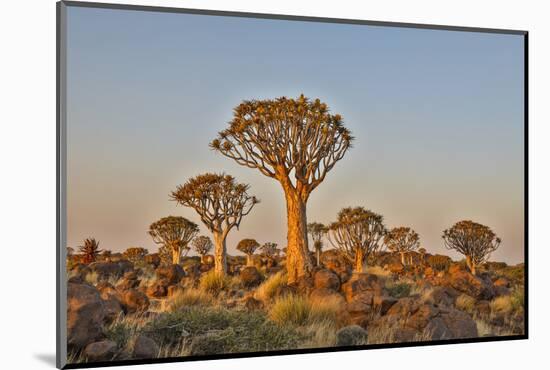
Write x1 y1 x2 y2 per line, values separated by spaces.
386 282 411 298
455 294 476 313
255 271 288 303
166 288 213 311
199 270 231 294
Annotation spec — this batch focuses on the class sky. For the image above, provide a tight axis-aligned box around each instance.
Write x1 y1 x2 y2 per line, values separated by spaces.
66 6 525 264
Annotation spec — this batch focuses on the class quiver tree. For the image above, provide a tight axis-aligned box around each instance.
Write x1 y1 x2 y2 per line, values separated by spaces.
79 238 102 264
211 95 353 284
148 216 199 265
307 222 327 267
192 235 213 264
171 173 259 275
260 242 280 260
384 227 420 266
123 247 148 263
442 220 501 275
237 238 260 266
328 207 386 273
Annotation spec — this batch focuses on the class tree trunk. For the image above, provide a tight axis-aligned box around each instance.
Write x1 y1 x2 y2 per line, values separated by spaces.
213 231 227 275
400 252 406 266
172 245 180 265
354 248 364 273
200 254 206 264
316 248 321 267
246 254 253 267
285 192 314 284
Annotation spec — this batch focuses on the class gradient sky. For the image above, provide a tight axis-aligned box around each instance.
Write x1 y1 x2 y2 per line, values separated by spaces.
66 6 525 263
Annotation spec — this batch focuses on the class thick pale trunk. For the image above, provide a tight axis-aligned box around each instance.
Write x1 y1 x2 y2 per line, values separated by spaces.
200 254 206 264
316 248 321 267
246 254 253 266
354 249 364 273
172 245 180 265
400 252 406 266
466 256 476 275
285 192 313 284
213 231 227 275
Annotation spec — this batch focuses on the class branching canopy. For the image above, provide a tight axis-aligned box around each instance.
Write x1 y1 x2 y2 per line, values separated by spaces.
148 216 199 252
260 242 279 258
308 222 327 250
442 220 500 267
237 238 260 256
171 173 259 234
123 247 148 262
384 227 420 254
192 235 213 256
210 95 353 200
328 207 386 264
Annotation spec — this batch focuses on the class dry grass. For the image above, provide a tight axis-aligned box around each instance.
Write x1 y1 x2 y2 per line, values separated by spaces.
254 271 287 303
269 294 342 327
298 320 338 348
84 271 100 285
490 296 514 314
164 288 214 311
455 294 476 313
366 265 391 278
199 270 232 294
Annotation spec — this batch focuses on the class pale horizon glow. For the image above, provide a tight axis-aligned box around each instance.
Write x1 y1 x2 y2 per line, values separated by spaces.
66 7 525 264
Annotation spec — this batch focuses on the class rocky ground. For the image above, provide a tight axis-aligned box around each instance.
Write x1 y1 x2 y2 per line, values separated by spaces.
66 250 525 364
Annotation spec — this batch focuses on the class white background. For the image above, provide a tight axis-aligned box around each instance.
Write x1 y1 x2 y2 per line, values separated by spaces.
0 0 546 369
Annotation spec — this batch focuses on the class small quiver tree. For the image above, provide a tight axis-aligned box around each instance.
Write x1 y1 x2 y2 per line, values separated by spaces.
237 239 260 267
171 173 258 275
328 207 386 273
442 220 500 275
307 222 327 267
123 247 149 264
148 216 199 265
384 227 420 266
211 95 353 284
260 242 280 262
192 235 213 264
79 238 102 264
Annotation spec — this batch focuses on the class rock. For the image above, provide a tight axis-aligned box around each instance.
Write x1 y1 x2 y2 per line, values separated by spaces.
102 297 124 323
167 285 184 297
67 282 106 350
68 275 84 284
309 288 344 302
89 261 133 279
494 277 511 288
387 262 405 274
494 285 511 297
314 269 341 291
155 264 185 285
132 335 159 359
243 296 263 310
422 286 459 307
96 282 118 300
144 254 161 268
240 266 262 287
119 289 149 313
115 275 140 291
438 307 478 339
444 269 495 300
342 273 382 302
475 300 491 316
321 250 352 282
83 340 117 362
146 279 169 298
202 255 215 265
373 295 398 315
336 325 368 346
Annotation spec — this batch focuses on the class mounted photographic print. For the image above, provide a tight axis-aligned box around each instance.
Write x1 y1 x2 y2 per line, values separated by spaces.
56 1 528 368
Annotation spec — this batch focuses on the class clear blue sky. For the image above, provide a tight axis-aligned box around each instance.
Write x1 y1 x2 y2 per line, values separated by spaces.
66 6 524 263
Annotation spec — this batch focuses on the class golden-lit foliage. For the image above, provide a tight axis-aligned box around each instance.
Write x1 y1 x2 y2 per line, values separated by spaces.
191 235 213 257
210 95 353 195
123 247 149 263
443 220 501 274
260 242 280 258
171 173 258 234
236 238 260 256
79 238 102 264
328 207 386 272
148 216 199 264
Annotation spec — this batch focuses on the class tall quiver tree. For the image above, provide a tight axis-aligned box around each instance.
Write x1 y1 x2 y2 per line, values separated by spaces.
79 238 102 264
328 207 386 273
211 95 353 284
308 222 327 267
442 220 500 275
384 227 420 266
171 173 259 275
192 236 213 264
237 239 260 266
148 216 199 265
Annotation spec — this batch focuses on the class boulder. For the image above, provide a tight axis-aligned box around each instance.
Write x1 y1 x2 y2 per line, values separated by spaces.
96 282 118 300
144 254 161 268
422 286 459 307
373 295 398 315
119 289 149 313
89 261 133 279
67 282 106 350
102 297 124 323
494 277 511 288
444 269 495 300
321 250 352 282
387 262 405 275
314 269 341 291
155 264 185 285
146 279 169 298
240 266 262 287
132 335 159 359
336 325 368 346
243 296 264 310
83 340 117 362
342 273 383 302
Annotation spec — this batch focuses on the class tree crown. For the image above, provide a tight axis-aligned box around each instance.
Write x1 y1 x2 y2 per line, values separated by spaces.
442 220 500 265
237 238 260 255
148 216 199 249
171 173 258 233
260 242 279 257
192 235 213 256
384 227 420 254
